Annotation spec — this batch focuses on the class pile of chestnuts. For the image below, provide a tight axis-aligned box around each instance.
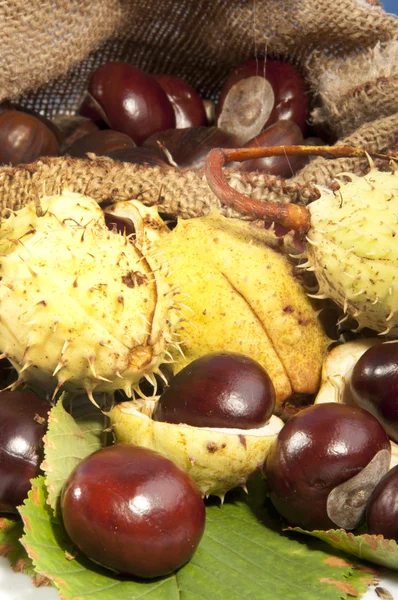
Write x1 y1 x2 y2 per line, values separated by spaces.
0 56 321 175
2 341 398 579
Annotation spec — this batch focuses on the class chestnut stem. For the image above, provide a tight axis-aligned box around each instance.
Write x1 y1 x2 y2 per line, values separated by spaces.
204 145 397 236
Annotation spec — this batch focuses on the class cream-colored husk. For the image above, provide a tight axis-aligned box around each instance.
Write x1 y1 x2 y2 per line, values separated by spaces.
0 192 180 399
109 401 284 499
305 168 398 334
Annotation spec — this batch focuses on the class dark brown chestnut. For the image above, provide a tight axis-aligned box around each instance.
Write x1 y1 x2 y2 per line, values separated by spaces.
53 115 100 151
152 352 276 429
218 58 309 135
0 102 64 145
84 62 176 145
143 126 239 169
153 74 207 129
64 130 135 158
61 444 205 578
239 120 306 177
350 341 398 443
366 465 398 541
0 110 60 165
105 146 169 167
0 391 50 513
265 402 391 530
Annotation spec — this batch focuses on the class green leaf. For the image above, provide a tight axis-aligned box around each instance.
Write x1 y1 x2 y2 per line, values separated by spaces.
19 477 373 600
0 516 48 585
42 394 109 514
290 526 398 571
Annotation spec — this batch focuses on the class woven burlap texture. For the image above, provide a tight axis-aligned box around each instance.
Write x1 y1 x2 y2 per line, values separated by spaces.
0 0 397 215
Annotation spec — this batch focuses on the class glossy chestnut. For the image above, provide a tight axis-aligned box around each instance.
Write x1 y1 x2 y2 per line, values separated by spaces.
265 402 391 530
350 341 398 443
152 352 276 429
366 465 398 541
85 62 176 144
218 58 309 134
61 444 205 578
0 110 60 165
153 74 207 128
0 391 50 512
64 130 135 158
239 119 306 177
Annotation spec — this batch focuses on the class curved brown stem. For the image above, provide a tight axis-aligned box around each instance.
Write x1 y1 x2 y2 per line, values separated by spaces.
204 144 397 236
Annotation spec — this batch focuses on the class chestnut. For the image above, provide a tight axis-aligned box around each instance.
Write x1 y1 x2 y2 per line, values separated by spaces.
265 402 391 530
217 75 275 145
218 58 309 135
366 464 398 541
0 391 50 512
84 62 176 144
52 115 100 151
61 444 205 578
153 74 207 129
350 341 398 443
105 146 169 167
143 126 239 169
152 352 275 429
239 119 306 177
0 110 60 165
64 129 136 158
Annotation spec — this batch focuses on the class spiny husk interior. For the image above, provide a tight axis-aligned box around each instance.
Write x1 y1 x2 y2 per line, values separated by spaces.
0 191 182 399
303 167 398 334
109 400 284 499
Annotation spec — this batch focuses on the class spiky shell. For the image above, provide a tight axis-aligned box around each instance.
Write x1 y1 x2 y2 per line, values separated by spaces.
109 400 284 499
0 191 181 399
304 168 398 334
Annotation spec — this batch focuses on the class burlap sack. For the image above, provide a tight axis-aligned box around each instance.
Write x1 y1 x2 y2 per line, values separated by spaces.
0 0 397 217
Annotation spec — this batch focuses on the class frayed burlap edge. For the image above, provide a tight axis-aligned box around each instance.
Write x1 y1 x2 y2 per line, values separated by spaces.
0 113 397 220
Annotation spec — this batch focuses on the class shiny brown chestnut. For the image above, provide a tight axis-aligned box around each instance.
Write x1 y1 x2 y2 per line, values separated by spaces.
265 402 391 531
84 62 176 145
64 130 136 158
0 102 64 145
366 465 398 541
143 126 239 169
218 58 309 135
152 352 276 429
0 110 60 165
239 120 306 177
0 391 50 513
61 444 205 578
350 341 398 443
153 74 207 129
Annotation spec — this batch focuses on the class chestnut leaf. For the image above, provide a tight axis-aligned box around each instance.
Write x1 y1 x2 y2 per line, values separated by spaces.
0 517 36 580
17 477 372 600
42 394 110 516
290 527 398 571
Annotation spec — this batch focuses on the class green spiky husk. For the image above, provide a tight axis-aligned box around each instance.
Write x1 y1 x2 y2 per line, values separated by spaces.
304 168 398 334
